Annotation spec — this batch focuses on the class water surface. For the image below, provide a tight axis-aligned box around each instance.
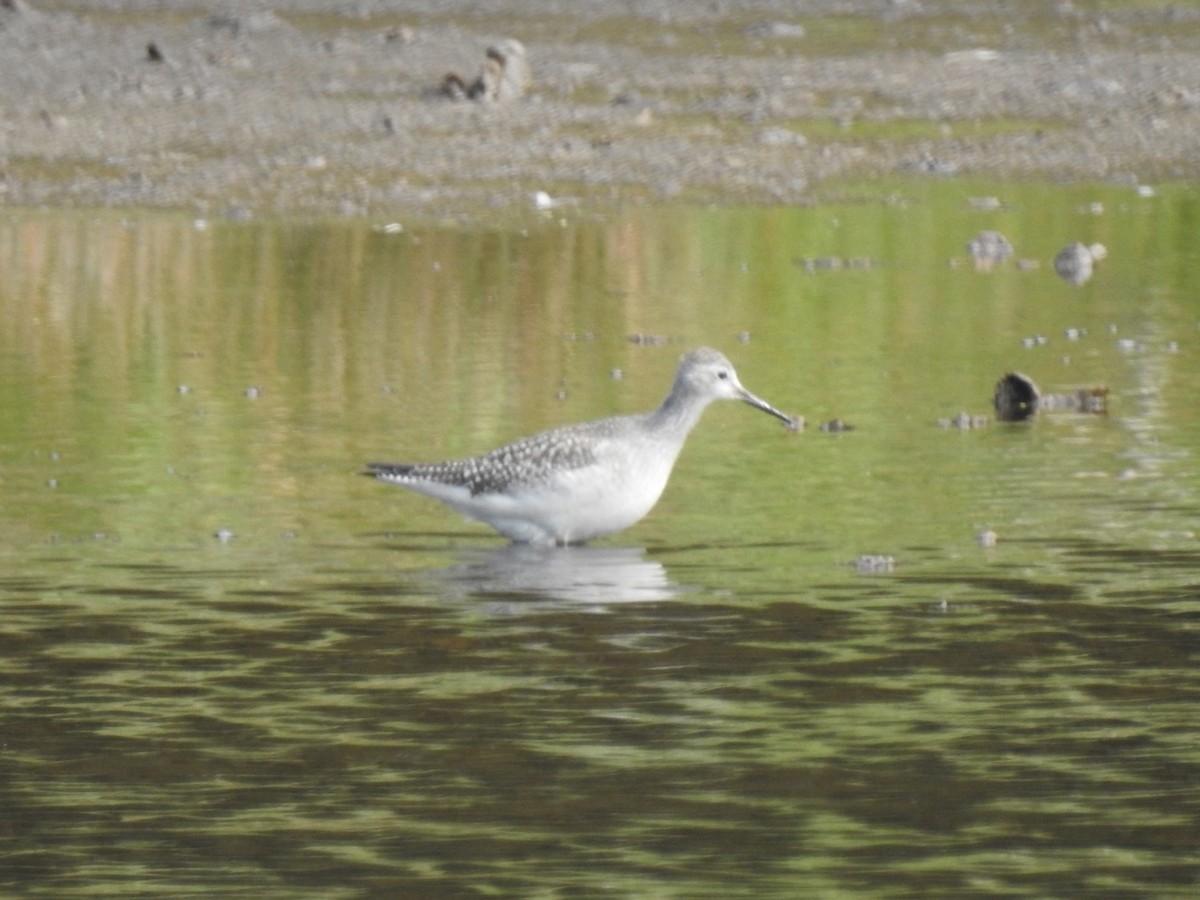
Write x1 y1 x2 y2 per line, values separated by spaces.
1 181 1198 895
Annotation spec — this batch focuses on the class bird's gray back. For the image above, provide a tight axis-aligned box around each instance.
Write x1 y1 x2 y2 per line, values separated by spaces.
388 414 647 496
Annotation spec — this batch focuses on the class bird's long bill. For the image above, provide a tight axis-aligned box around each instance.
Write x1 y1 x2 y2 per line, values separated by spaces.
736 385 794 425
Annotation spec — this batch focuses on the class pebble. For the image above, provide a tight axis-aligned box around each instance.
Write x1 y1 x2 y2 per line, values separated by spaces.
938 412 988 429
976 529 999 548
855 554 895 574
627 333 670 346
966 230 1013 270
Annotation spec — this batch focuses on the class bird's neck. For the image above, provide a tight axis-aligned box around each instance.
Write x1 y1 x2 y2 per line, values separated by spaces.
646 386 708 441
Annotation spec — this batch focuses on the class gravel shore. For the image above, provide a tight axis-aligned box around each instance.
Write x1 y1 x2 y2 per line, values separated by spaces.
2 1 1198 221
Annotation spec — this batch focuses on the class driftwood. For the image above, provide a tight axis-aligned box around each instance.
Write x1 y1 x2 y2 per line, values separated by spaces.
993 372 1108 421
442 39 530 103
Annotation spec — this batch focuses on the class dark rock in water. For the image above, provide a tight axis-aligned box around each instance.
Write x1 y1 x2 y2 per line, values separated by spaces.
993 372 1040 421
1054 242 1092 285
1053 241 1107 286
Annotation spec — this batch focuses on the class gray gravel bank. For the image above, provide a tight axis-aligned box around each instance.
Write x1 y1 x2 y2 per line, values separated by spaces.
2 1 1197 221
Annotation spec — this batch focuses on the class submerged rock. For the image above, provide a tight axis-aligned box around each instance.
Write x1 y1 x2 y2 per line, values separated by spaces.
993 371 1040 421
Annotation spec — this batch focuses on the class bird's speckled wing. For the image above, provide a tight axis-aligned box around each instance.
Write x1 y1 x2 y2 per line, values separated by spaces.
366 417 631 496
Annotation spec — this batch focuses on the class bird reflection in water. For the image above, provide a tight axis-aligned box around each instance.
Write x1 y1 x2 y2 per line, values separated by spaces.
433 544 681 607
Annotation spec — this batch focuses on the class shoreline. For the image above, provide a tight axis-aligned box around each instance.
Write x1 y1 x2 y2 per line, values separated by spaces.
2 2 1197 223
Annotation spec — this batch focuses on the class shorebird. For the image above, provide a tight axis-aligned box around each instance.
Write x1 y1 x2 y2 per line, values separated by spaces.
364 347 792 545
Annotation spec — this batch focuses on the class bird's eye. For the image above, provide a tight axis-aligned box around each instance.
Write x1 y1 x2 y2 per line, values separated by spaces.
717 370 729 380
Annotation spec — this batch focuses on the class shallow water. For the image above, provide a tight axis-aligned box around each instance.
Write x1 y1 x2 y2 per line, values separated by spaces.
1 181 1198 895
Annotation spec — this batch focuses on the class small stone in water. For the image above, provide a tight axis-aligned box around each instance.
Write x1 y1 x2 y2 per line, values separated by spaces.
966 230 1013 271
967 196 1003 210
215 529 235 543
1054 242 1098 286
938 412 988 429
855 554 895 573
976 529 999 547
